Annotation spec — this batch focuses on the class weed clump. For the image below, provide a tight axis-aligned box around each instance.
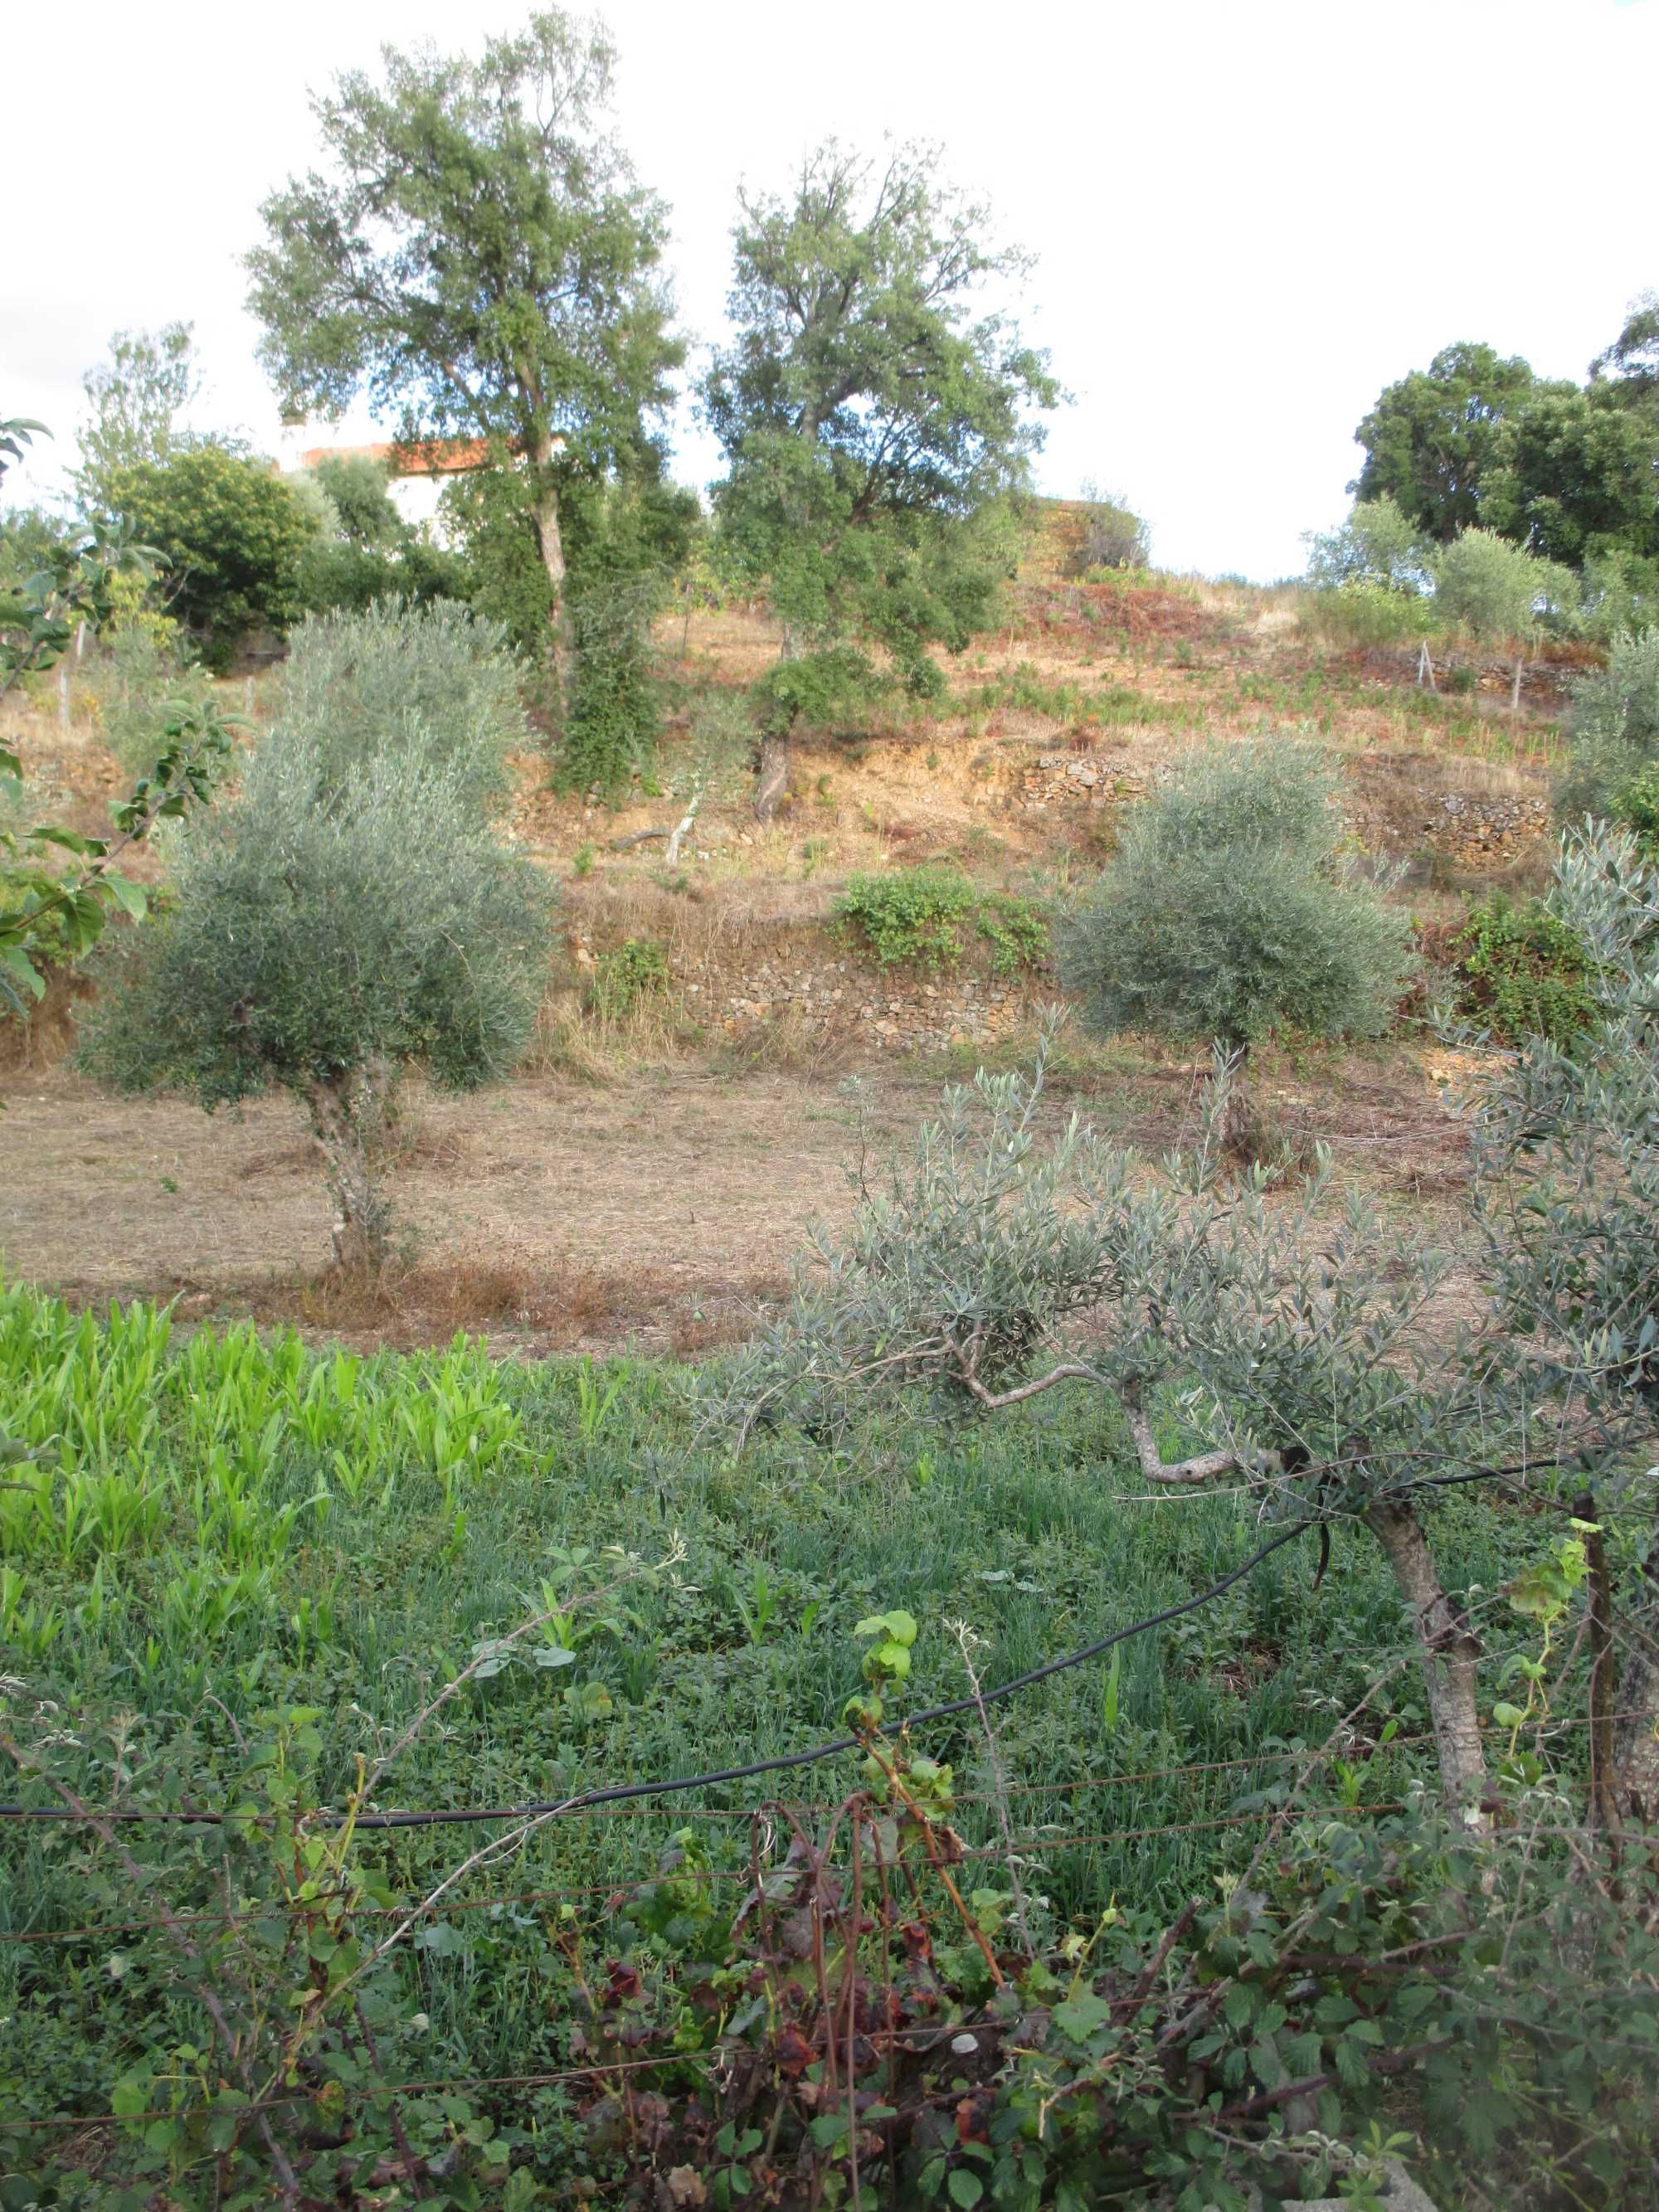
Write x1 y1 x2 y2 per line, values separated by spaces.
835 866 1048 974
1449 891 1600 1048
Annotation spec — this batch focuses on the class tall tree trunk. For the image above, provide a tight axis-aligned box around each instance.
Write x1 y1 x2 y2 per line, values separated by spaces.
304 1078 389 1275
1365 1497 1491 1829
529 443 572 707
753 621 797 823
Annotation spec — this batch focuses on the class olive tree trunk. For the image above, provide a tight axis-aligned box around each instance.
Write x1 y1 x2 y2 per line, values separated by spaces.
753 620 797 823
304 1077 390 1274
1365 1497 1491 1830
1213 1043 1258 1165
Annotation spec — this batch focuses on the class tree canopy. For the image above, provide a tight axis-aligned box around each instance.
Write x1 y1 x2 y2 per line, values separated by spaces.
1350 342 1549 543
246 10 682 684
702 140 1056 810
73 323 202 515
81 731 550 1267
1058 737 1410 1155
105 444 315 667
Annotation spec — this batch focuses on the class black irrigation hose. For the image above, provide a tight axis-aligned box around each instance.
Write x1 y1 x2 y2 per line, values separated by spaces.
0 1519 1315 1831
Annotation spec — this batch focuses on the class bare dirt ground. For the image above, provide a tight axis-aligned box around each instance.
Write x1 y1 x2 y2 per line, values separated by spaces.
1 1043 1472 1354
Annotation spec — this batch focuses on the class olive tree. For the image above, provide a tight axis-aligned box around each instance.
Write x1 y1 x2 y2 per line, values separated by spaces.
276 597 528 811
1058 738 1411 1155
80 735 552 1269
1429 526 1576 647
712 1038 1495 1815
1472 820 1659 1816
1556 625 1659 824
720 815 1659 1830
1302 494 1429 594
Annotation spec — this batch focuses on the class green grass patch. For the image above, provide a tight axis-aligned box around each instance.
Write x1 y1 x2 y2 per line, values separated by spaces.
0 1284 1543 2133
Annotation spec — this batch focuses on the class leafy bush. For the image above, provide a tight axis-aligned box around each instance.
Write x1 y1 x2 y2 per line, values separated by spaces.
1451 891 1600 1047
836 866 975 967
587 935 669 1018
276 598 526 810
1068 483 1150 573
756 644 884 738
1557 625 1659 820
105 443 317 667
1303 493 1430 594
1301 576 1433 649
1058 737 1411 1055
974 887 1049 973
835 868 1048 974
1430 526 1578 644
558 587 663 800
79 732 552 1266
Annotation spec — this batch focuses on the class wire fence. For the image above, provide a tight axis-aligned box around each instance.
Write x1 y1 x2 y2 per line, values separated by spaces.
5 1483 1654 2170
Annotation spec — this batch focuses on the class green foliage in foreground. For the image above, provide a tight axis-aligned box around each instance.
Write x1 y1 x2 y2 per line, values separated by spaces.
1450 892 1601 1048
0 1284 1647 2205
836 865 1049 974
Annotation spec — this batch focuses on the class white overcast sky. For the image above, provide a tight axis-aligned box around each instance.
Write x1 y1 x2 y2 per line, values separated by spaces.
2 0 1653 579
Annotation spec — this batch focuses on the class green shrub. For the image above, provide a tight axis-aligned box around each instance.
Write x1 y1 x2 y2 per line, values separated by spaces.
1430 527 1578 644
105 443 316 668
1558 625 1659 821
975 888 1049 973
1059 737 1412 1054
835 868 1049 975
79 732 552 1266
588 935 669 1017
837 865 975 967
1303 494 1430 595
276 598 526 810
1451 891 1599 1047
557 597 661 801
1613 761 1659 852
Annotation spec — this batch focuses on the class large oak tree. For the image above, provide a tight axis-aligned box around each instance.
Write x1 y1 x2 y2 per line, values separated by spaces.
246 10 681 693
1350 342 1554 544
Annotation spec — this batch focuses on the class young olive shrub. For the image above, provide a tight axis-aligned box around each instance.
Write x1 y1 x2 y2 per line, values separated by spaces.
276 597 528 811
714 1035 1496 1809
1556 625 1659 824
80 732 552 1270
1058 737 1411 1150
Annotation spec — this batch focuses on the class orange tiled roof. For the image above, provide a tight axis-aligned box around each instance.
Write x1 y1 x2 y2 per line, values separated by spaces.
298 438 498 478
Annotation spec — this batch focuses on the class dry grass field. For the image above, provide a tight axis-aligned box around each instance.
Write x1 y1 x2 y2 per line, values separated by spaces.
1 519 1563 1347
